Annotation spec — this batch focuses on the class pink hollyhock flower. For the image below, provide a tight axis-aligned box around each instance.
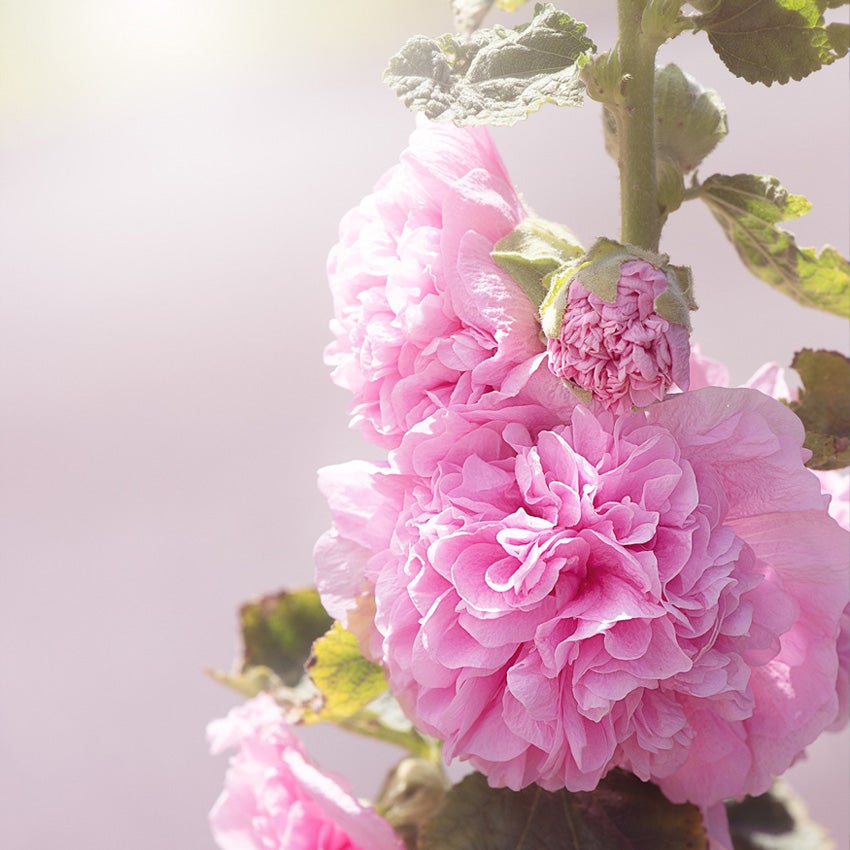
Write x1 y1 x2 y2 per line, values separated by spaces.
546 259 691 413
326 120 574 448
208 694 403 850
690 346 850 735
315 388 848 812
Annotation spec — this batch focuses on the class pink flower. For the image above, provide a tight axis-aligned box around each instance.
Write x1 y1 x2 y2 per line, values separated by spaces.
208 695 403 850
546 260 690 413
691 347 850 735
315 388 848 809
326 120 574 448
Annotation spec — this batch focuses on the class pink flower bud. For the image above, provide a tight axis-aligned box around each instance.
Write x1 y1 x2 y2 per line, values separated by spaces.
547 259 691 412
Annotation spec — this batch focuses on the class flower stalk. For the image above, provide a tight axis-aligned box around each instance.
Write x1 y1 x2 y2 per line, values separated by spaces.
616 0 662 251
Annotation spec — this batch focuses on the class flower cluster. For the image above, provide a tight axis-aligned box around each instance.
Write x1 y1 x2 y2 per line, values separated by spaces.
208 694 403 850
315 121 850 843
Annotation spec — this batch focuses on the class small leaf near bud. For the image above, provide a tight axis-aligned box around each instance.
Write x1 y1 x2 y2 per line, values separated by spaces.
655 263 696 330
641 0 692 47
581 50 627 105
491 218 584 309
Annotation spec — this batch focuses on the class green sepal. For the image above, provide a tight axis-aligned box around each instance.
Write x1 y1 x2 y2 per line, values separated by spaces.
539 239 693 339
491 218 584 309
655 263 697 330
376 758 450 850
788 349 850 470
726 781 834 849
640 0 694 46
384 3 595 126
695 0 848 85
419 770 708 850
581 50 627 105
697 173 849 317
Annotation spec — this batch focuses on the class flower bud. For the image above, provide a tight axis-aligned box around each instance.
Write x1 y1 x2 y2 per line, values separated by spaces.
542 239 694 413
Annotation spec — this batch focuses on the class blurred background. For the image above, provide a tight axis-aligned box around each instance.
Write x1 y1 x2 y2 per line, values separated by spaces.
0 2 847 847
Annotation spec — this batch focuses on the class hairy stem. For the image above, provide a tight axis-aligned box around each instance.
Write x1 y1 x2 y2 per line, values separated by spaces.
617 0 662 251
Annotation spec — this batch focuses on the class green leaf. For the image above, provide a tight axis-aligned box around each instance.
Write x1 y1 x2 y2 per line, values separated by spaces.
238 588 333 686
696 0 848 85
698 173 850 317
305 624 438 757
384 3 595 126
491 217 584 309
726 782 834 849
827 21 850 57
789 349 850 469
419 770 708 850
307 621 388 720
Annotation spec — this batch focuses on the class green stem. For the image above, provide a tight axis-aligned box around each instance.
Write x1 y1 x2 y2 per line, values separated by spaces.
617 0 662 251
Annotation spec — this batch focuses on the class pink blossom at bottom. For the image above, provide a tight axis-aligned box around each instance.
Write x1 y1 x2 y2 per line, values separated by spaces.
547 260 691 413
208 695 403 850
315 387 848 813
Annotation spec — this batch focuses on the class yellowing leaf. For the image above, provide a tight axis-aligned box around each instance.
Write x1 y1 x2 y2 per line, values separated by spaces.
698 173 849 318
307 622 389 720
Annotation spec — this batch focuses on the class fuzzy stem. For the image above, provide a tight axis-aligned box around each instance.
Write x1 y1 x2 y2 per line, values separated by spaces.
617 0 661 251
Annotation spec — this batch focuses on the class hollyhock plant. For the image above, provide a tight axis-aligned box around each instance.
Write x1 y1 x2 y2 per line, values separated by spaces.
315 387 848 810
208 694 404 850
326 120 575 449
546 258 691 413
211 3 850 849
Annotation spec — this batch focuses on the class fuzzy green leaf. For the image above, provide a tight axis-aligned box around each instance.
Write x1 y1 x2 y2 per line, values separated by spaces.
419 770 707 850
307 622 388 720
698 173 850 317
789 349 850 469
491 218 584 309
385 3 595 126
696 0 848 85
726 782 834 849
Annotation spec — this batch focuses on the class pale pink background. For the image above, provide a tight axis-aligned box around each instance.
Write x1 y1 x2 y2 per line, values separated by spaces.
0 2 847 847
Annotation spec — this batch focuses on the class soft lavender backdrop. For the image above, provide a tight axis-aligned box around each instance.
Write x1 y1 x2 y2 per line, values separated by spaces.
0 2 847 847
